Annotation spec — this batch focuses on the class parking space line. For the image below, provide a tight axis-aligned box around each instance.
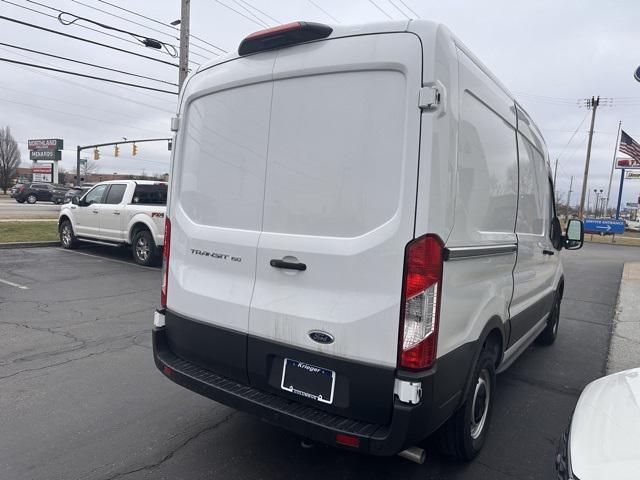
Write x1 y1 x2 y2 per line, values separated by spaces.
0 278 29 290
56 248 159 271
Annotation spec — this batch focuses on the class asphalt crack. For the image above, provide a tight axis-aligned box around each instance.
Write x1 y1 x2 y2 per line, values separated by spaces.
97 411 237 480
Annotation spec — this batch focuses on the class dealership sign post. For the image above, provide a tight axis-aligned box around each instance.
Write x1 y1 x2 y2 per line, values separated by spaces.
614 157 640 219
28 138 63 183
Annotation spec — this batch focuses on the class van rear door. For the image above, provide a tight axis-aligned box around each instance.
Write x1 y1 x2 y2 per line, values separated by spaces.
166 53 276 383
247 33 423 423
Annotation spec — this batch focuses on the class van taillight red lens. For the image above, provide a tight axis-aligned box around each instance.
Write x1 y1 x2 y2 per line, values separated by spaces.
161 217 171 309
398 235 443 371
238 21 332 56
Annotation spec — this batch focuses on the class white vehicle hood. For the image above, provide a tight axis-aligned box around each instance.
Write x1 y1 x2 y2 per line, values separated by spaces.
570 368 640 480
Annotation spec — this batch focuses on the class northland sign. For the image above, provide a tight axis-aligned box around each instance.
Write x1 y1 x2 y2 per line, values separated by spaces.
27 139 63 150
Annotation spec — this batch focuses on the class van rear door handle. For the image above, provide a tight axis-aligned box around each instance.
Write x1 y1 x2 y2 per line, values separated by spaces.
542 249 555 256
270 259 307 271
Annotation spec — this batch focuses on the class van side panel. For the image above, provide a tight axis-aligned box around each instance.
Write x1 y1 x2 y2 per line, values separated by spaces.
437 49 518 358
411 23 458 241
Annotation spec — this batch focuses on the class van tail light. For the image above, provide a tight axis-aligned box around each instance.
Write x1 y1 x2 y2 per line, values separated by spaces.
238 21 332 56
398 235 444 371
161 217 171 309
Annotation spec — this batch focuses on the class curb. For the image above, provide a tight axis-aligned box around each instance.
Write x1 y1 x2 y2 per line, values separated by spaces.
606 261 640 374
0 241 61 249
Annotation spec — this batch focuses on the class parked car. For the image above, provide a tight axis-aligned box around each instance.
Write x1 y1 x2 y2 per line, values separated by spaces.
625 219 640 232
58 180 167 266
12 183 68 204
9 183 25 198
556 368 640 480
55 186 91 205
152 20 585 464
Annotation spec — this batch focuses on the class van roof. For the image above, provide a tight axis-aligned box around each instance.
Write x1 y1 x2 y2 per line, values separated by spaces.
192 19 546 160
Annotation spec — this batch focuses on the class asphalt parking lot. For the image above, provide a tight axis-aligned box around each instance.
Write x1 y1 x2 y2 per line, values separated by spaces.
0 243 629 480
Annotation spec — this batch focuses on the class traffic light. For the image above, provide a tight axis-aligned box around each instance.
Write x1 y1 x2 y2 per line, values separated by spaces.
132 143 138 156
114 145 120 157
93 148 100 160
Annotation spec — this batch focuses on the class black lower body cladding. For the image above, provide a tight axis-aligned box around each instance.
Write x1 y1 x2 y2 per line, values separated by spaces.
155 309 476 455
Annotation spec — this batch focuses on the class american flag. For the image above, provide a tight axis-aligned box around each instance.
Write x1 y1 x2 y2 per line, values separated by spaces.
618 130 640 166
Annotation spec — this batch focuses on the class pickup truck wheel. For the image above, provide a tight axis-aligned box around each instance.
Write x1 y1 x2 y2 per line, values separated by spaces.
438 348 496 462
132 230 159 266
59 220 78 249
26 194 37 204
536 293 561 346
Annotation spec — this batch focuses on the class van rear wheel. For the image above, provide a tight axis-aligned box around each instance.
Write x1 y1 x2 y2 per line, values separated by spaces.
438 348 496 462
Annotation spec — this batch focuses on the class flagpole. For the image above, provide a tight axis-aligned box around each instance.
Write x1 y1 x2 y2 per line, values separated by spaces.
605 121 622 214
615 168 625 220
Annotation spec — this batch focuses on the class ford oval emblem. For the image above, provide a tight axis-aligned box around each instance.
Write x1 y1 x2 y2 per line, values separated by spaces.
308 330 334 345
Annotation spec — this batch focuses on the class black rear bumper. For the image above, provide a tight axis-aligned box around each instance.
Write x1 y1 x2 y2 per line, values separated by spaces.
153 313 475 455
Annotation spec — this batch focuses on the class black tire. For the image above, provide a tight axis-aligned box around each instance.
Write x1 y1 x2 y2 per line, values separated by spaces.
26 194 37 204
438 348 497 462
536 292 561 346
59 220 78 249
132 229 159 266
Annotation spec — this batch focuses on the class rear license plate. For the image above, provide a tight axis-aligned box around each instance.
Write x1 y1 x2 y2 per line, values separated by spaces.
281 358 335 404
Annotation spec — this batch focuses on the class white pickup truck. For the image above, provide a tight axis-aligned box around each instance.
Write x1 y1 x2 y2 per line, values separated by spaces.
58 180 167 266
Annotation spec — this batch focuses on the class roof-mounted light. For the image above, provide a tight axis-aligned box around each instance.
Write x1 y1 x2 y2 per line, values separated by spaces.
238 21 333 56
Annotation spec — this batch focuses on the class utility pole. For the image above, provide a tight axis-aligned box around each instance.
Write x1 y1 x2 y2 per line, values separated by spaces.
578 96 600 219
566 175 573 219
178 0 190 91
606 121 622 212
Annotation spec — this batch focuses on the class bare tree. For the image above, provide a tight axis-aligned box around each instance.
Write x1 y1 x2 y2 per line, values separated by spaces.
0 126 21 194
80 159 99 180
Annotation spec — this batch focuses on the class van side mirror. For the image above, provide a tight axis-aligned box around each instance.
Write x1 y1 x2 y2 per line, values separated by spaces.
564 219 584 250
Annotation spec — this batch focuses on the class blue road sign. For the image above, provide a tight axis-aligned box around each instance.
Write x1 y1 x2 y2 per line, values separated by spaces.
584 218 625 234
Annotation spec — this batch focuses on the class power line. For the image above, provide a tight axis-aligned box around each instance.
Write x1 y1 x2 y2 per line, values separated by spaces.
0 14 180 67
0 57 178 94
68 0 217 58
237 0 281 25
367 0 393 19
9 0 198 64
57 10 178 57
397 0 420 18
0 82 169 124
556 112 590 161
0 42 178 86
94 0 228 53
210 0 268 28
388 0 410 19
1 97 168 135
0 45 175 111
233 0 270 26
307 0 340 23
213 0 269 27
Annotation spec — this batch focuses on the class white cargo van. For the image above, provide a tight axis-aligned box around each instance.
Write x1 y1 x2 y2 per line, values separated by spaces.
153 20 584 462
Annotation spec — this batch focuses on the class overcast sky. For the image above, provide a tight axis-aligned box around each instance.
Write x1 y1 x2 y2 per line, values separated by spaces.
2 0 639 206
